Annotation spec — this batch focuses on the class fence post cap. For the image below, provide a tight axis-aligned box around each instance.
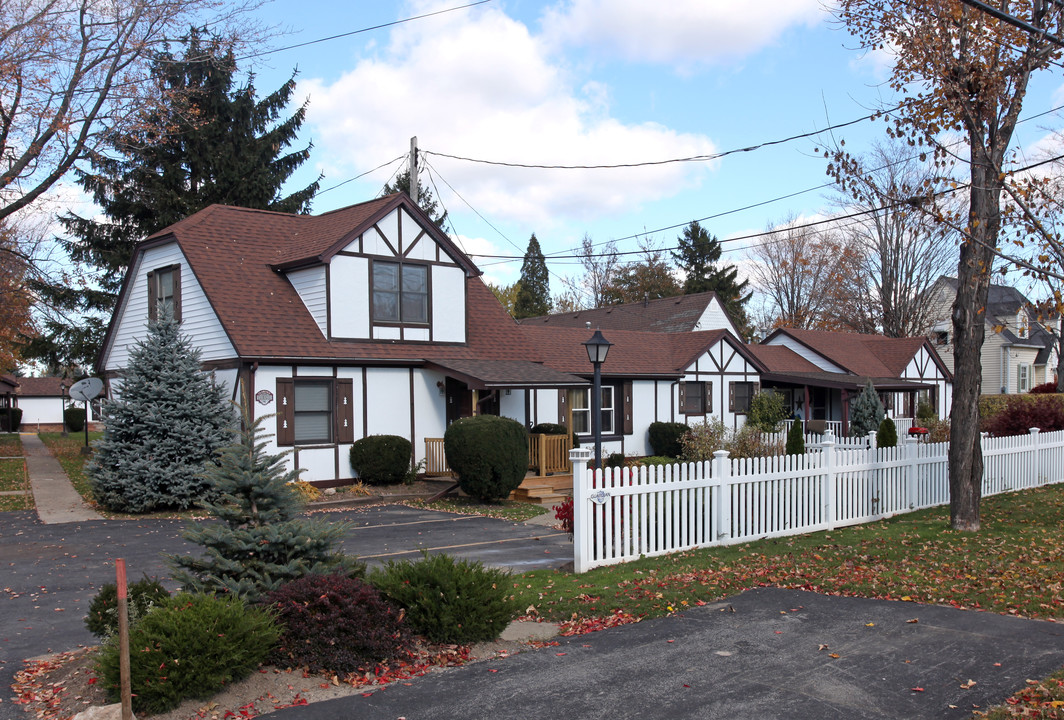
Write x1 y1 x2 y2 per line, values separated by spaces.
569 447 592 461
1030 427 1041 435
712 449 730 459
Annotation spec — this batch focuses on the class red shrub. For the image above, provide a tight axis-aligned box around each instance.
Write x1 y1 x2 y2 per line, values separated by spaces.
265 573 412 673
553 496 574 536
984 395 1064 437
1029 380 1061 394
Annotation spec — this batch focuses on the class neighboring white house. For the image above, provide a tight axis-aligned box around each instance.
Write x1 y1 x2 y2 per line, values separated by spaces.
928 276 1059 394
0 375 98 430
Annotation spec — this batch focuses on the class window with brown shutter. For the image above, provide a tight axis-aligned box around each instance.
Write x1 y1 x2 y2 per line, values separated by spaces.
277 378 337 446
730 381 755 414
681 381 709 415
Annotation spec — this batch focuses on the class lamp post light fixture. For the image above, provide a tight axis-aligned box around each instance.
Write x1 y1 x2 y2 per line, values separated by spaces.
582 329 613 470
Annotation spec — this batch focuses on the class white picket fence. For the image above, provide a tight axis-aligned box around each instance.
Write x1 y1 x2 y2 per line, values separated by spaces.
570 428 1064 573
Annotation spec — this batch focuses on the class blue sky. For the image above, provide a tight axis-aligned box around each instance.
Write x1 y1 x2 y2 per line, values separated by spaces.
62 1 1064 300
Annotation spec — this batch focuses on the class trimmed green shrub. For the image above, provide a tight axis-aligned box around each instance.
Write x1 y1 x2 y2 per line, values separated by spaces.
786 419 805 455
747 391 789 432
0 407 22 432
96 593 279 715
639 456 675 467
85 576 170 639
349 434 412 485
265 574 411 673
648 421 688 458
444 415 527 502
529 423 567 436
605 452 627 469
63 406 86 433
877 417 898 448
371 554 521 645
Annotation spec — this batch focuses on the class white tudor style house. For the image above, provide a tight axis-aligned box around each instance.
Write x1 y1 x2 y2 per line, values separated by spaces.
98 193 953 485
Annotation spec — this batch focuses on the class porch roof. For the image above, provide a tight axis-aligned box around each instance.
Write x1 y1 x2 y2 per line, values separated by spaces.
759 371 935 392
423 359 588 390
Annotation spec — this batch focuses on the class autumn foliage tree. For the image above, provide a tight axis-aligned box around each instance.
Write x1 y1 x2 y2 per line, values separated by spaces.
601 241 681 306
832 0 1064 531
0 224 35 372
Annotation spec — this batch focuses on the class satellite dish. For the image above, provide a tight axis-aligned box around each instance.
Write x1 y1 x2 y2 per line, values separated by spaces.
68 377 104 403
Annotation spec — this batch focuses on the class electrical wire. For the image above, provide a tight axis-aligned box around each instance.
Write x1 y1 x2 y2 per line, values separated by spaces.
318 155 406 196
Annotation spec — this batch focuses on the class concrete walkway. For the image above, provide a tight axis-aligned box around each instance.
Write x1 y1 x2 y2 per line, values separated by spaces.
20 432 102 523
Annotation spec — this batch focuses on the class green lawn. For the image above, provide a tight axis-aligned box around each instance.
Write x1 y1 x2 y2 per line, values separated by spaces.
0 433 31 511
405 497 549 522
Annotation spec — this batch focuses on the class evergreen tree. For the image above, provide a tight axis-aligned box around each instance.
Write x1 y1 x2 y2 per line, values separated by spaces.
877 416 898 448
169 407 362 602
672 221 753 334
383 169 449 229
849 380 885 438
786 419 806 455
87 313 234 512
29 29 320 370
513 234 552 318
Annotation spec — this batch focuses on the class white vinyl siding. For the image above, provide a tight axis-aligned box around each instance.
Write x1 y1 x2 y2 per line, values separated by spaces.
287 265 328 337
103 243 234 371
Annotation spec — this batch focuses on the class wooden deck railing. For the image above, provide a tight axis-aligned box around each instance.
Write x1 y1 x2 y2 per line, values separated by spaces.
424 433 572 477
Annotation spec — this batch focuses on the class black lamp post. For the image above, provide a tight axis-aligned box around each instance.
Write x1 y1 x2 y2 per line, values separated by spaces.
60 382 68 436
582 329 613 470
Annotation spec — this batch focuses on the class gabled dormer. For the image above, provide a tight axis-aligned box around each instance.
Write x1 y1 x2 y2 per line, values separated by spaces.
275 194 479 344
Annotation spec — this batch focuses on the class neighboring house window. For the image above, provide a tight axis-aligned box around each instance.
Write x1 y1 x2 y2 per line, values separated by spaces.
372 261 428 324
933 330 949 346
680 381 710 415
147 265 181 322
1018 363 1031 393
572 386 615 435
729 381 757 414
1017 312 1029 339
276 378 355 447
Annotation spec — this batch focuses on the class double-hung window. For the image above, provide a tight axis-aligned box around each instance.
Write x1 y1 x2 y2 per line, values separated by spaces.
147 265 181 322
292 381 333 444
275 378 355 447
571 386 615 435
1018 363 1031 393
680 381 709 415
730 381 756 414
372 261 428 324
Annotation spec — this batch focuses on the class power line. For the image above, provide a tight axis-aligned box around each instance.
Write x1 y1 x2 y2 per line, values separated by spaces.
318 155 406 196
238 1 494 61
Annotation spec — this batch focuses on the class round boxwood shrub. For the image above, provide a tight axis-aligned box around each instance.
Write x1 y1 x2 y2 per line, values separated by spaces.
444 415 526 502
0 407 22 432
529 422 567 435
349 434 412 485
371 553 521 644
85 576 170 639
64 406 86 432
96 593 279 715
648 421 689 458
265 573 412 673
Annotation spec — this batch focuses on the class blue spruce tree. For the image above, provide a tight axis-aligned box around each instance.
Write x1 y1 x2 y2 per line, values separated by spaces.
88 313 234 512
850 379 885 438
169 407 362 602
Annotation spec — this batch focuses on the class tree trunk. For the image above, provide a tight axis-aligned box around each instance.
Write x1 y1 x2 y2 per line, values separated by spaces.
1057 331 1063 392
948 162 1000 532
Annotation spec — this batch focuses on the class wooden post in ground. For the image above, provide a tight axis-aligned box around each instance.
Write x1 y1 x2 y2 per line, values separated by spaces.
116 559 132 720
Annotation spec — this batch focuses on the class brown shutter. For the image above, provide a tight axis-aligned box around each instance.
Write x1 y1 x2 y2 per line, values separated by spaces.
753 382 760 398
622 381 633 435
678 382 687 414
728 382 735 412
558 390 569 428
172 264 182 323
276 378 295 446
335 378 354 444
705 382 712 413
147 270 157 322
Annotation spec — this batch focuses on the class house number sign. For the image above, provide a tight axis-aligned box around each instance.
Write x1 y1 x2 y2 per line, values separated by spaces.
255 390 274 406
589 490 610 505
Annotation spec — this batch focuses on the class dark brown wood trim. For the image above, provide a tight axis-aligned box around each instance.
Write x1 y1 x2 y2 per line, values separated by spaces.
325 263 332 339
200 359 243 371
409 368 416 466
362 368 368 438
403 229 428 258
373 222 400 257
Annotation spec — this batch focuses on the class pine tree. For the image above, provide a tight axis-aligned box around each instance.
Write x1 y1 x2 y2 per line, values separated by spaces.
30 29 320 370
850 380 885 438
513 234 552 318
672 221 753 334
877 416 898 448
169 407 362 602
786 419 805 455
87 313 234 512
383 169 449 229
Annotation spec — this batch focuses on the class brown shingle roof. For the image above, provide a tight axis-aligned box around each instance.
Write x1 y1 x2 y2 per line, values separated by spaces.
520 292 734 334
763 328 928 377
745 345 823 373
12 377 68 397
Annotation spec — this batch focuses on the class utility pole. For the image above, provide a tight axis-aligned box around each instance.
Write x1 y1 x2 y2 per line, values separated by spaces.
409 136 419 205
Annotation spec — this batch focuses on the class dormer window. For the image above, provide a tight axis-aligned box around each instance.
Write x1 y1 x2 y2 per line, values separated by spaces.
1017 312 1029 339
147 264 181 322
372 261 428 325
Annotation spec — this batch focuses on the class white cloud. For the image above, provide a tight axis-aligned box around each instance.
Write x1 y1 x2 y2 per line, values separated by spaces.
299 3 718 227
540 0 825 67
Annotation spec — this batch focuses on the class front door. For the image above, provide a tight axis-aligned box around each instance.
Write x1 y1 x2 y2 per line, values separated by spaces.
446 378 472 425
